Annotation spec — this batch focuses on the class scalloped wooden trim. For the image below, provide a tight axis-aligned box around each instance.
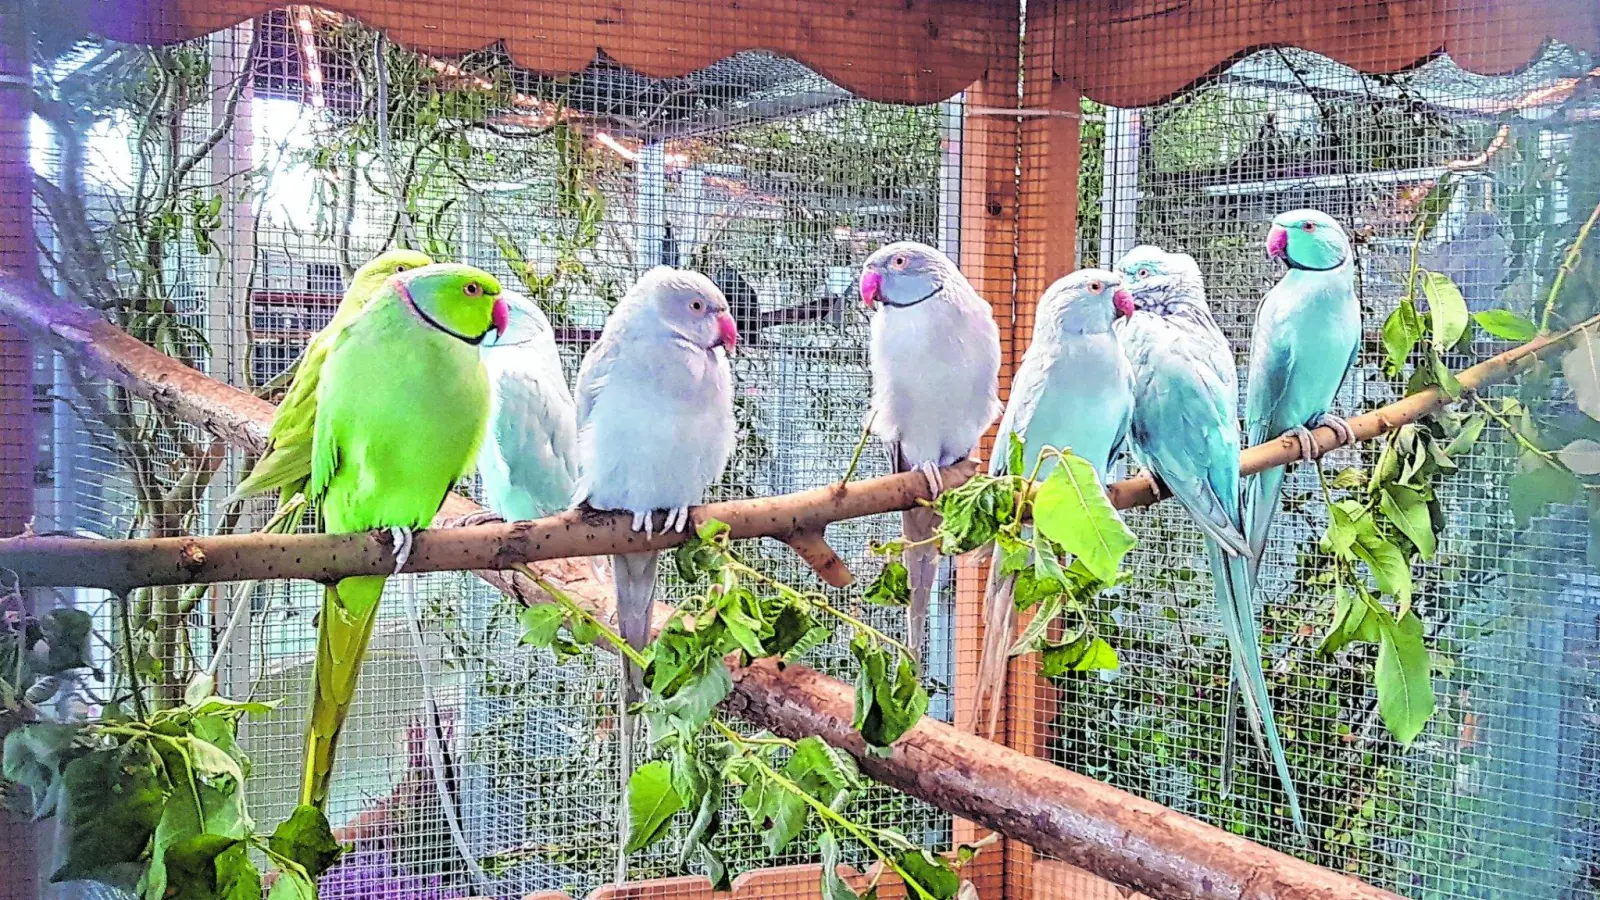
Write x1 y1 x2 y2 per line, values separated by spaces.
1058 0 1600 108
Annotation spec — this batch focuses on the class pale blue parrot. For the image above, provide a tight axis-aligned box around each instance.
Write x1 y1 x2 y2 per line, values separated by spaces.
573 266 738 881
861 241 1002 664
1118 245 1305 836
974 268 1135 739
472 290 580 523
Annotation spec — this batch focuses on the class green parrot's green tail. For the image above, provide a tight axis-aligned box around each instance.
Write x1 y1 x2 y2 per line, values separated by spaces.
300 574 387 811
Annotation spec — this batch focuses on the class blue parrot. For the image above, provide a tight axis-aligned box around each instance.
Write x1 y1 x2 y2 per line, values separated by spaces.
473 290 581 523
974 268 1135 739
1117 245 1306 836
1243 210 1361 563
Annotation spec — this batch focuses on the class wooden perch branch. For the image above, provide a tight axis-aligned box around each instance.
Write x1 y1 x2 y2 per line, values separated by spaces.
0 272 1484 900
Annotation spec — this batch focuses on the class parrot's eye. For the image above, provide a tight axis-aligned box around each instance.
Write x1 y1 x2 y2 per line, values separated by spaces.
1301 222 1317 233
1137 268 1151 279
890 255 909 270
393 264 409 273
463 282 483 297
1087 280 1104 294
690 299 704 312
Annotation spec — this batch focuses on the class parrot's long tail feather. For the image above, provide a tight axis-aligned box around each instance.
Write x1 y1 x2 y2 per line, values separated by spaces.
1242 465 1286 576
1206 537 1306 837
300 574 387 810
611 551 659 884
975 548 1017 741
901 506 941 663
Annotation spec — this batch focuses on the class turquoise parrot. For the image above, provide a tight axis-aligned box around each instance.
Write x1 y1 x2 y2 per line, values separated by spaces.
230 249 434 531
300 262 508 810
860 241 1001 664
974 268 1134 739
1118 245 1306 836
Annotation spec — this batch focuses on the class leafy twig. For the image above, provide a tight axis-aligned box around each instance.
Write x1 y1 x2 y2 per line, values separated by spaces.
1540 199 1600 332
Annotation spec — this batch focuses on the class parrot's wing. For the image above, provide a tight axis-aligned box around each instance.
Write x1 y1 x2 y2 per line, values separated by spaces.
574 333 623 429
230 335 333 502
989 352 1051 476
492 366 581 518
1243 317 1296 449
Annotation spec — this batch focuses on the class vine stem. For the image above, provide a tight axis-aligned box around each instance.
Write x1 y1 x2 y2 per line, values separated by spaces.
510 563 649 670
710 719 936 900
1471 394 1559 465
839 411 877 487
1540 199 1600 333
115 591 150 721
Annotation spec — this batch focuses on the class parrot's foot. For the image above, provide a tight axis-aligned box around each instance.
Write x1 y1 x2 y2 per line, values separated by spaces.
664 506 691 533
450 510 505 528
389 526 415 575
1313 412 1355 448
1286 425 1318 464
915 461 945 499
1137 468 1167 501
629 509 653 537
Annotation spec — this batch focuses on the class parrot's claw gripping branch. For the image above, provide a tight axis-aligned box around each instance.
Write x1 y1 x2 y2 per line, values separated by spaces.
389 526 415 575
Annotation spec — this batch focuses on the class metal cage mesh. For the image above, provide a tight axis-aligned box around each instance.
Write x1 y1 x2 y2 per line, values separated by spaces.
11 2 1600 899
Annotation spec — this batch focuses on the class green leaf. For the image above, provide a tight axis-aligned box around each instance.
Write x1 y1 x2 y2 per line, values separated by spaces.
1422 272 1469 350
896 848 962 900
2 723 83 817
764 601 831 661
1432 355 1462 398
1443 414 1486 458
269 805 344 880
1380 484 1436 561
1375 612 1436 746
517 605 565 648
1563 329 1600 423
656 665 733 736
1032 453 1135 582
818 829 861 900
164 834 260 900
52 742 169 885
184 674 215 707
785 735 861 801
1007 432 1025 478
1352 534 1412 605
1040 635 1118 676
995 532 1031 576
1559 438 1600 475
850 636 929 749
1330 467 1368 490
1006 593 1063 656
188 735 245 787
625 761 683 853
1509 453 1580 528
1011 569 1064 614
863 561 911 607
696 518 731 543
1473 309 1537 342
718 587 768 658
1381 303 1423 376
934 476 1014 554
39 609 95 674
744 773 806 854
263 861 316 900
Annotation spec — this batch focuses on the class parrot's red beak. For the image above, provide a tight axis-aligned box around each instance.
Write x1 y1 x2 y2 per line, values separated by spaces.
1112 288 1136 319
715 312 739 353
860 270 883 310
1267 225 1289 260
491 297 510 338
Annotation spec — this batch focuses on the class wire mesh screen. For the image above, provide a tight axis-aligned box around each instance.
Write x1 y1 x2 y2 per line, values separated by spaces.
23 10 974 898
1044 35 1600 900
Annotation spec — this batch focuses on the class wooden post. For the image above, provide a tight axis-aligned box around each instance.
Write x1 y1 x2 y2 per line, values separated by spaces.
0 4 42 897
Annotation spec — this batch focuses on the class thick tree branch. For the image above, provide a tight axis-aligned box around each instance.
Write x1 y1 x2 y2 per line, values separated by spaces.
0 272 1440 900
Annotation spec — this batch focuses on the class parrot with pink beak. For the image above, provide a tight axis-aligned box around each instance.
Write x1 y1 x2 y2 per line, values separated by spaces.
860 241 1001 665
571 265 737 880
974 268 1135 738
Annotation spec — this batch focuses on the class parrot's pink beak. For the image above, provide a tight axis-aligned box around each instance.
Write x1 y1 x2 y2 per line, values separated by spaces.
491 297 510 338
1112 288 1136 319
1266 225 1289 260
860 270 883 310
715 312 739 353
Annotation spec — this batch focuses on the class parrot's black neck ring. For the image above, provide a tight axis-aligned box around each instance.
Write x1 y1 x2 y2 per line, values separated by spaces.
876 285 941 309
1283 253 1347 272
397 282 491 345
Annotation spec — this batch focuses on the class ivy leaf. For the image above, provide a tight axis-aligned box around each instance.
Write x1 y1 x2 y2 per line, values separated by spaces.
896 848 962 900
1380 484 1436 560
1040 635 1118 676
1032 453 1135 582
517 605 565 648
1473 309 1537 342
1375 611 1436 746
625 761 683 853
850 636 929 749
1352 533 1412 606
52 742 169 885
818 829 861 900
164 834 260 900
1509 452 1579 528
1563 329 1600 423
1559 438 1600 475
863 561 910 607
1422 272 1469 351
1444 414 1486 458
1381 303 1423 376
269 805 343 880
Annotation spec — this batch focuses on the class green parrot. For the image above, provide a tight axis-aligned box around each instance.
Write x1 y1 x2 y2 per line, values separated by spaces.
299 262 508 810
230 249 435 532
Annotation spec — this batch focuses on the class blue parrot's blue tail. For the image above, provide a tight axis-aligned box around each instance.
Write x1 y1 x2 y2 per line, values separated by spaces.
1206 537 1307 838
